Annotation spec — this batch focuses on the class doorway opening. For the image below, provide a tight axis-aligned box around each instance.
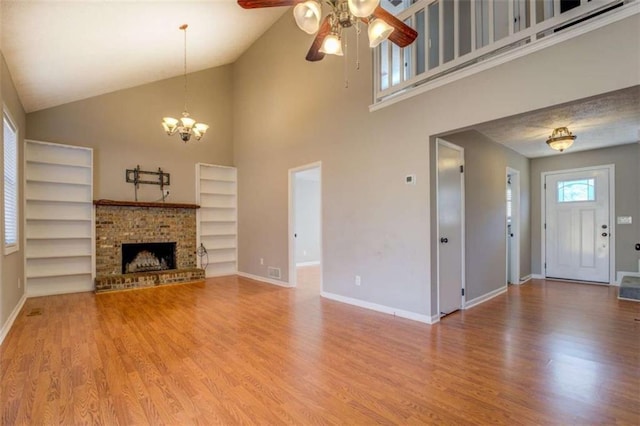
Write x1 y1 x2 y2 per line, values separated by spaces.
506 168 520 285
289 162 322 293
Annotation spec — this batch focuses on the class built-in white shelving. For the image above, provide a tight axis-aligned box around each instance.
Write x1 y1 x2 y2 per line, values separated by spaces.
24 140 94 296
196 163 237 277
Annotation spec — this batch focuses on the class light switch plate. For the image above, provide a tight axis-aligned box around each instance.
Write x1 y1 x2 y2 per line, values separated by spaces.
617 216 632 224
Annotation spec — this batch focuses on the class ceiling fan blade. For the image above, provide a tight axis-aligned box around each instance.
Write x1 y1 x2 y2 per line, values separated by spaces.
305 17 332 62
372 6 418 48
238 0 302 9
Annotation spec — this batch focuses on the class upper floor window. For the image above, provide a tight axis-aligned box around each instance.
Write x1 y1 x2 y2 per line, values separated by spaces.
4 110 19 254
373 0 631 107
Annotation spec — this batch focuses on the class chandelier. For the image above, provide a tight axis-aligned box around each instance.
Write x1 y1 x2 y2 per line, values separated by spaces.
546 127 576 152
161 24 209 143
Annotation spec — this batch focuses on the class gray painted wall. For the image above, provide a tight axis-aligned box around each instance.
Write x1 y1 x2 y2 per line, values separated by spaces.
530 143 640 276
1 52 26 331
234 14 639 318
1 12 637 331
295 177 321 264
429 131 531 311
26 66 234 204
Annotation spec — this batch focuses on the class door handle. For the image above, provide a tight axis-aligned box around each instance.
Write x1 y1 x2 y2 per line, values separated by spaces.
440 237 448 243
601 233 608 237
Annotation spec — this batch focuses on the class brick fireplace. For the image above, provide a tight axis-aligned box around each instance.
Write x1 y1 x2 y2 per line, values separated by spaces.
94 200 204 292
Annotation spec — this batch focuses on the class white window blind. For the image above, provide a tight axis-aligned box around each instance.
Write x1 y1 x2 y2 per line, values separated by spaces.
4 111 18 253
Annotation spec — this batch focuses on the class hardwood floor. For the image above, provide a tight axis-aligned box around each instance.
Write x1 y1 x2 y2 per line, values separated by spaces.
1 277 638 425
296 264 321 292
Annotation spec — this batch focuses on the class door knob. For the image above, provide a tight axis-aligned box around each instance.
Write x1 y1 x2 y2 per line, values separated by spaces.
440 237 448 243
601 224 608 229
601 233 608 237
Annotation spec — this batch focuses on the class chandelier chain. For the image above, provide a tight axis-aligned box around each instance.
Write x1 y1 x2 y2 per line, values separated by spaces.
183 25 188 113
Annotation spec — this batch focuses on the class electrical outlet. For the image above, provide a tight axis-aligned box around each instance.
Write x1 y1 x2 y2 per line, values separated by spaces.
260 258 264 265
355 275 361 286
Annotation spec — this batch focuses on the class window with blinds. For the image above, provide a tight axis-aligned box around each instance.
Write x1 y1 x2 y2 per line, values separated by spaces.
4 111 19 254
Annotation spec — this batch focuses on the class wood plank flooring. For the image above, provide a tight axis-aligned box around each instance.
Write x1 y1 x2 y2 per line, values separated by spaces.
1 277 639 425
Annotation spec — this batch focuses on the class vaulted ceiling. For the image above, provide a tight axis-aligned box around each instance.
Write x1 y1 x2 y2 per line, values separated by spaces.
1 0 286 113
2 1 638 158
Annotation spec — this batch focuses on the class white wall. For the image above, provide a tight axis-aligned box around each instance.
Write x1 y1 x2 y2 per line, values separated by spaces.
294 175 321 264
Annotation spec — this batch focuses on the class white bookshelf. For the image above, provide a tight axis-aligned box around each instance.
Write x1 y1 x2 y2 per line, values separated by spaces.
196 163 237 277
24 140 94 296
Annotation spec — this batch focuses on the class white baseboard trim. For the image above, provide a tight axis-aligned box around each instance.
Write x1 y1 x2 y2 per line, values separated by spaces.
237 271 292 288
616 271 640 286
296 261 320 267
531 274 545 280
0 293 27 346
320 291 435 324
27 288 94 298
430 314 441 324
464 286 508 310
519 275 532 284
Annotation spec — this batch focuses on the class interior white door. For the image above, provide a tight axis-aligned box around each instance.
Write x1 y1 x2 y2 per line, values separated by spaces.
437 140 464 315
545 168 610 283
507 169 520 285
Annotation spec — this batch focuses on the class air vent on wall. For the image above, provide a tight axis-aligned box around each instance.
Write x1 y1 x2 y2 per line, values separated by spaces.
268 267 281 280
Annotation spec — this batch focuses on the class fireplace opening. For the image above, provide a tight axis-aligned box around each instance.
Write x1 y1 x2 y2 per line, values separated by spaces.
122 242 176 274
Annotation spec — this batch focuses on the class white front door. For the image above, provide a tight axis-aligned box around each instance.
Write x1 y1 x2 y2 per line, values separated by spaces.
545 167 611 283
437 139 465 315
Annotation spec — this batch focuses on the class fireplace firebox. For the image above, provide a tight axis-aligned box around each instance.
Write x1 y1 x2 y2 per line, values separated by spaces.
122 242 176 274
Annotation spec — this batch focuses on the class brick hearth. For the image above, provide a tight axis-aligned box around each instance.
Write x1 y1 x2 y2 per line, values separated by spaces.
94 200 204 292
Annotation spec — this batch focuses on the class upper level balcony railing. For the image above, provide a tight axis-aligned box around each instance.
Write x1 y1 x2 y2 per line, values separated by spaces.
373 0 638 108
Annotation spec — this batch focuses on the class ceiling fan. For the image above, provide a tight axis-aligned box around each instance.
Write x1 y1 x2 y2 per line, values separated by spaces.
238 0 418 61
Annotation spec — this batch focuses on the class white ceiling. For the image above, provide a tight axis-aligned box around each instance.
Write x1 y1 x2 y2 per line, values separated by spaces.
473 86 640 158
1 0 287 113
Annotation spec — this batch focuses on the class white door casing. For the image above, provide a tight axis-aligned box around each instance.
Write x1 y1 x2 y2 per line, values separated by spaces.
436 139 465 316
544 166 613 283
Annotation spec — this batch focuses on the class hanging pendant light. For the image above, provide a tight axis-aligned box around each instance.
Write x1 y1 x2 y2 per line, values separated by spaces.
546 127 576 152
161 24 208 143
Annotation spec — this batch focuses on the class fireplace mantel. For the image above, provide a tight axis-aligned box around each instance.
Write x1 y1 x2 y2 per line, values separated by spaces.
94 199 200 209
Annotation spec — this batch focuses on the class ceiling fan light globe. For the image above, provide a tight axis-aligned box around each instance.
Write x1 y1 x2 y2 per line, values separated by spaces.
368 18 394 47
294 1 322 34
348 0 380 18
319 33 344 56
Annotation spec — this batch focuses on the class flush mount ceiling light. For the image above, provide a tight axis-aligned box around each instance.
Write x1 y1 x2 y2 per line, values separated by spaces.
237 0 417 62
546 127 576 152
161 24 209 143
